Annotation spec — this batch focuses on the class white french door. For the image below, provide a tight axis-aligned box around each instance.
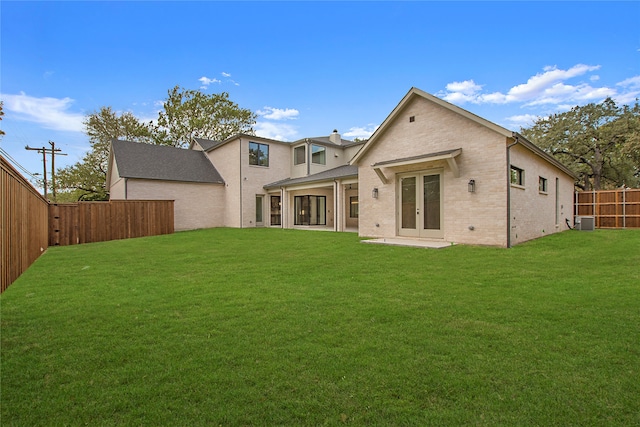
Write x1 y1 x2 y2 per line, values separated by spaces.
398 171 443 238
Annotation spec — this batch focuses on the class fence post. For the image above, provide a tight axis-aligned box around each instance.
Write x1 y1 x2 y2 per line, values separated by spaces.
623 187 626 229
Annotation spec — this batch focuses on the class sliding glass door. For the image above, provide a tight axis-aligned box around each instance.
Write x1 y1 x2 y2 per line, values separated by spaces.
294 195 326 225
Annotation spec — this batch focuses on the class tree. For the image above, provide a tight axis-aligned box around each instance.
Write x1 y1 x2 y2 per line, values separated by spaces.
155 86 256 147
54 89 256 200
0 101 5 136
55 107 154 200
521 98 640 190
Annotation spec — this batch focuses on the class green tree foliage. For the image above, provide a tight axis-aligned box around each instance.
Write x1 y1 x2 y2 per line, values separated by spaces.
155 86 256 147
55 88 256 200
0 101 5 136
55 107 154 201
521 98 640 190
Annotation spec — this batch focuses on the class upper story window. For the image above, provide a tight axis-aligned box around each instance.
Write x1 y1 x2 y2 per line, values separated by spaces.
294 146 306 165
539 176 548 193
311 145 326 165
510 165 525 186
249 142 269 167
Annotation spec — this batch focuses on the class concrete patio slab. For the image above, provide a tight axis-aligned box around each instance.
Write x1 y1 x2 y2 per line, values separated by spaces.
361 238 454 249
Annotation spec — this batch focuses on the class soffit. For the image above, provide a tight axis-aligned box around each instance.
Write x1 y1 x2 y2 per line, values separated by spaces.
371 148 462 184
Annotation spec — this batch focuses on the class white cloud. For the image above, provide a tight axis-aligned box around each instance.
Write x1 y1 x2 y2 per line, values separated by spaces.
615 75 640 104
221 72 231 77
617 75 640 89
505 114 543 129
440 64 618 107
257 106 299 120
199 76 221 88
1 92 84 132
343 124 379 140
254 121 298 141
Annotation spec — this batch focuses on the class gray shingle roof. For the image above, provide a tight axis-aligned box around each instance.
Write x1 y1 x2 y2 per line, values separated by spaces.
192 137 225 152
111 139 224 184
264 164 358 189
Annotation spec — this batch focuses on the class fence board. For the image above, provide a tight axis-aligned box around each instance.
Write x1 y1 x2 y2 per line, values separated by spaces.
1 156 49 293
49 200 174 246
575 189 640 228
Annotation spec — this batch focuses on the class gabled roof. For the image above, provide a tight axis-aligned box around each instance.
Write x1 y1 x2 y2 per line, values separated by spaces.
350 87 512 165
110 139 224 184
192 138 223 151
294 135 360 148
264 164 358 189
349 87 577 179
194 134 292 153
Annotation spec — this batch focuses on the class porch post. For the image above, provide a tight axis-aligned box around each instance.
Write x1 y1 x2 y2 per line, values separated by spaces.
334 180 341 232
280 187 287 229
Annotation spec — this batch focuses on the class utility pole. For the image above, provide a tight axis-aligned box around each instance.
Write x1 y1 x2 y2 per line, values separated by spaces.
49 140 67 201
25 142 67 201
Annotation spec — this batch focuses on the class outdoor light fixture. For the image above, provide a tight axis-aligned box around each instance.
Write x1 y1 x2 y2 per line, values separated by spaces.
372 188 379 199
468 179 476 193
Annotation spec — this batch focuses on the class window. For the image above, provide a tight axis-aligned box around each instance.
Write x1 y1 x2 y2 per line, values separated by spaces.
349 196 359 218
294 146 306 165
510 165 524 186
311 145 326 165
294 195 326 225
539 176 548 193
249 142 269 166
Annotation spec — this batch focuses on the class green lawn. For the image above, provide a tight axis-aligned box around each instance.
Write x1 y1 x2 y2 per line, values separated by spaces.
1 228 639 426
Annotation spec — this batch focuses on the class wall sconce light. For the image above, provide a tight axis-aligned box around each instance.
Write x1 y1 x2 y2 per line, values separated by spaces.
372 188 379 199
468 179 476 193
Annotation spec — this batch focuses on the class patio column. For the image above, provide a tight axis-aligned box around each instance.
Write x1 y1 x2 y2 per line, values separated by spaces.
335 180 345 232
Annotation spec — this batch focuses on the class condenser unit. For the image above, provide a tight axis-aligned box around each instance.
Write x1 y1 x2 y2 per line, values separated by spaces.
575 216 595 231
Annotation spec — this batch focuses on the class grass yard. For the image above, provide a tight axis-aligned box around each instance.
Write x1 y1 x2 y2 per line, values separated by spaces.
1 228 639 426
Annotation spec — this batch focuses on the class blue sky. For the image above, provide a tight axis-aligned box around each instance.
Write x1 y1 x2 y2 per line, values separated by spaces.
1 1 639 184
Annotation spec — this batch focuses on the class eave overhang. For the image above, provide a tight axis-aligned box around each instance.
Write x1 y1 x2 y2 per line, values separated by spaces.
371 148 462 184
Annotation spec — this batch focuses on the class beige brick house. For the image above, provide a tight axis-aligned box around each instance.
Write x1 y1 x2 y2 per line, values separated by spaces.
350 87 576 247
107 87 576 246
107 132 364 232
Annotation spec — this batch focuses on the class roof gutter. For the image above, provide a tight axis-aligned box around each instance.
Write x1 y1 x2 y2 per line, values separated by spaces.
506 136 519 248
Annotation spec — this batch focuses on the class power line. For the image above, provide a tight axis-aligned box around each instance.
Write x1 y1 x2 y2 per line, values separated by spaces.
0 146 40 180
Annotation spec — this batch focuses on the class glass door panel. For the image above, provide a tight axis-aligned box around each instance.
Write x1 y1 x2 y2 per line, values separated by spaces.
401 177 417 230
398 172 443 238
255 196 264 226
423 174 440 230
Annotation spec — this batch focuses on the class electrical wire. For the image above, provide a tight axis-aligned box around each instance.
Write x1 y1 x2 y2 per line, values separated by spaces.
0 146 40 180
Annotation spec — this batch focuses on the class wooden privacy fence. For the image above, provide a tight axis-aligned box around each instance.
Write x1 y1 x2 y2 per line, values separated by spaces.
575 189 640 228
49 200 174 246
2 155 175 292
1 156 49 293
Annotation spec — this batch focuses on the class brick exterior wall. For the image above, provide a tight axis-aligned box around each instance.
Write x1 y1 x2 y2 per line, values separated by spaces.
355 94 574 247
125 179 225 231
509 144 574 245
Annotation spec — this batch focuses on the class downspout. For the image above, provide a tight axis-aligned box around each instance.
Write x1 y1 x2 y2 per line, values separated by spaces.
239 137 243 228
506 135 519 248
305 139 311 176
124 178 128 199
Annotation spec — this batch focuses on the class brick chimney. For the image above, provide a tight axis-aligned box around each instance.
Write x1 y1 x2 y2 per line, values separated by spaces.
329 129 341 144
